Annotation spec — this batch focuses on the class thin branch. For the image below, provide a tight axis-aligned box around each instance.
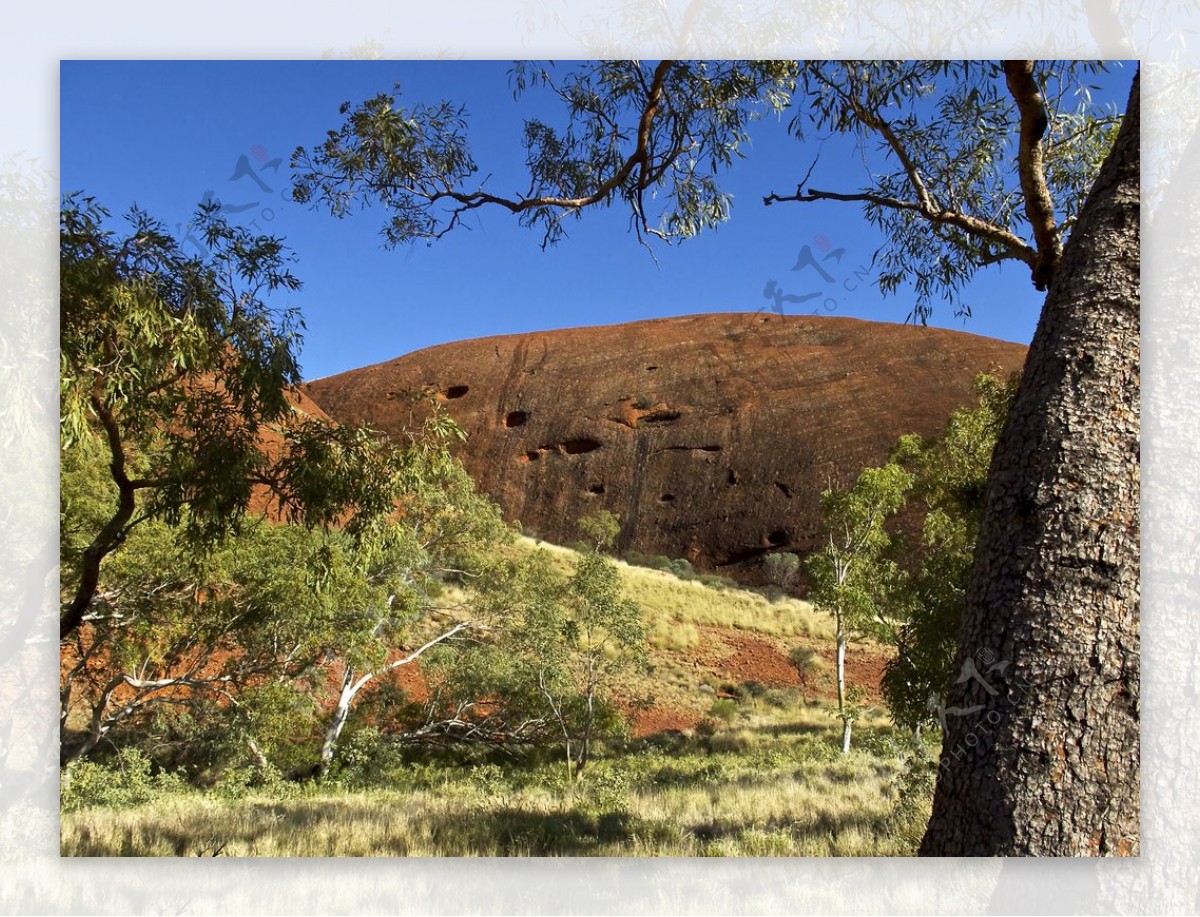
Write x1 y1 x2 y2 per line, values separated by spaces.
764 186 1036 267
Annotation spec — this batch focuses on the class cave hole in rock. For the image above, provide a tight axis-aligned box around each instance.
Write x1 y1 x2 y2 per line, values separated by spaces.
641 410 682 424
588 483 606 495
524 450 541 462
659 493 676 503
561 438 602 455
727 469 740 486
504 410 529 428
645 365 659 372
443 385 470 399
767 530 788 547
775 481 793 498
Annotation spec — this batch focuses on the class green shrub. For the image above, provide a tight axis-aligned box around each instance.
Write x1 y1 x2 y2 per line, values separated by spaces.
61 747 185 811
698 573 738 591
763 552 801 588
576 767 631 815
695 718 719 737
763 688 796 709
667 558 695 579
741 679 768 698
709 698 740 723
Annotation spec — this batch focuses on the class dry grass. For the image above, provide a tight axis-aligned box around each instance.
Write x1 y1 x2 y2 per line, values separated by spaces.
517 536 834 642
61 708 922 858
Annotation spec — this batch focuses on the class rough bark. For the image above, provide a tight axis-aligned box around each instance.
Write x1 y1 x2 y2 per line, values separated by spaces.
920 71 1140 856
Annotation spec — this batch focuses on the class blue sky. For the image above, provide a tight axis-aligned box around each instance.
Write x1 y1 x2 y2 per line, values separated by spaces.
60 60 1135 381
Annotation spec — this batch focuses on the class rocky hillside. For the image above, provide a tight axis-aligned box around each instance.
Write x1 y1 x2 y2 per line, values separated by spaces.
304 313 1026 581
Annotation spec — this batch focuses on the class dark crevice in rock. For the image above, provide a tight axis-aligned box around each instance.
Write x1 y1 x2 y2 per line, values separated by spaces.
443 385 470 399
766 530 789 547
717 545 772 566
775 481 792 499
504 410 529 428
588 483 606 495
659 494 676 503
657 444 723 454
561 438 602 455
641 410 682 423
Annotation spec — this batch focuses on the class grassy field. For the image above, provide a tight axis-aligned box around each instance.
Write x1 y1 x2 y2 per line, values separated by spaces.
61 539 932 857
61 706 930 857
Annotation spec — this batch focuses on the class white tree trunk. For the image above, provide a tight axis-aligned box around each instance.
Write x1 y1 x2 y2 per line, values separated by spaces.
836 619 851 754
317 665 357 776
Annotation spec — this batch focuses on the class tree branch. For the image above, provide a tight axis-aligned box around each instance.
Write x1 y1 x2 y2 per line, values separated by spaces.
1003 59 1062 290
764 186 1036 267
61 389 137 640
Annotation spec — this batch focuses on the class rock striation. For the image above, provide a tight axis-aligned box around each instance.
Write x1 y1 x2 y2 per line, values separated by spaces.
304 313 1026 581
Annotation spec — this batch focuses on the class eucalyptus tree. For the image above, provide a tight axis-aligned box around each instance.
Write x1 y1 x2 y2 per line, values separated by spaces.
880 371 1020 732
291 60 798 249
806 464 913 753
767 60 1121 318
310 423 508 778
293 59 1140 855
60 195 406 641
58 481 364 767
464 534 647 783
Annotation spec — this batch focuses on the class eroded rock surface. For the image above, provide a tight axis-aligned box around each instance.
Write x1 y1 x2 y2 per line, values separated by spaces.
304 313 1026 580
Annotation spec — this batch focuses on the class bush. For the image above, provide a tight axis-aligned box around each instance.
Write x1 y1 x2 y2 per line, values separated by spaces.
698 573 738 591
61 748 185 811
576 767 631 815
789 646 823 699
709 698 740 723
763 552 801 588
741 679 768 698
695 718 719 737
763 688 796 709
667 558 695 579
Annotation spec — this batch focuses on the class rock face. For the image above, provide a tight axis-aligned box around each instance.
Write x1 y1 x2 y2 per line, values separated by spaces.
303 313 1026 580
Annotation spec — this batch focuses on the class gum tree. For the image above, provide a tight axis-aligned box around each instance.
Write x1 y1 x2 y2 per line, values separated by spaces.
806 464 913 753
60 195 409 640
881 372 1020 732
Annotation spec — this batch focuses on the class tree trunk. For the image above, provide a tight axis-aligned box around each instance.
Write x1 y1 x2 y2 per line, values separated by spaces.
920 71 1140 856
315 665 356 779
836 622 851 754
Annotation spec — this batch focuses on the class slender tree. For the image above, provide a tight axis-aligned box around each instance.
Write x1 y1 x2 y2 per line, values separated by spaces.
807 464 912 753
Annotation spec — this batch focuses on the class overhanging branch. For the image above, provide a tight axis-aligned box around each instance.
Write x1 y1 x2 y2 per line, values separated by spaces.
1003 59 1062 290
764 186 1036 268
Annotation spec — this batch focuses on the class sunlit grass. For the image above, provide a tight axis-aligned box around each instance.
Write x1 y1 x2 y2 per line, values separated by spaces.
61 706 921 857
516 536 834 642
